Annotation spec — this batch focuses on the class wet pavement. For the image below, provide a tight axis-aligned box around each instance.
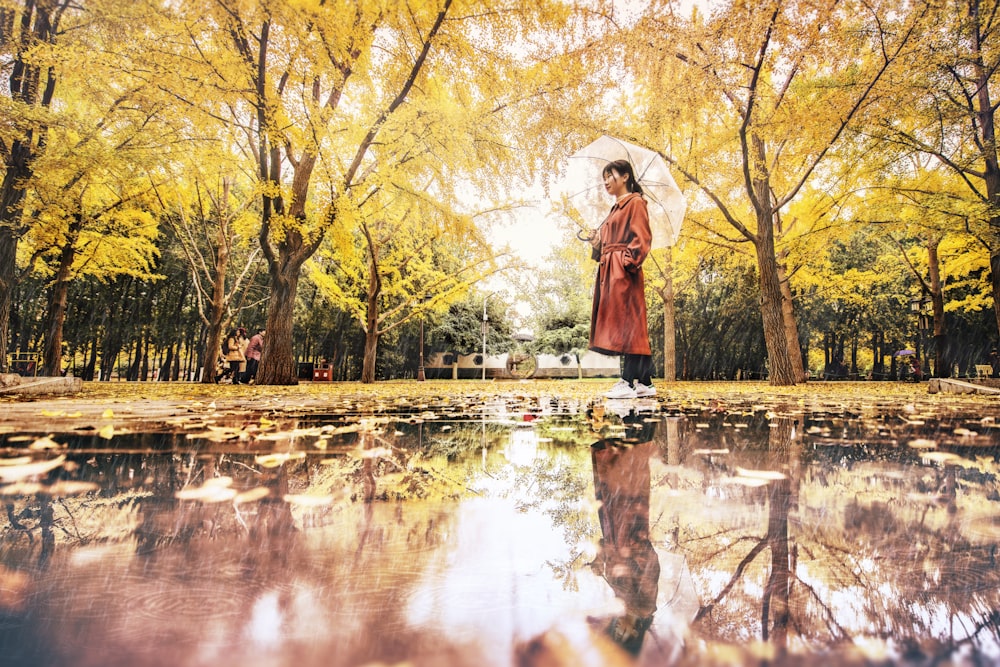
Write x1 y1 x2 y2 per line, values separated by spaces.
0 380 999 666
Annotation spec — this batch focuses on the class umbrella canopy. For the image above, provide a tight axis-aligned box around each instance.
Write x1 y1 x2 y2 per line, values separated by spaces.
560 135 686 249
894 349 916 357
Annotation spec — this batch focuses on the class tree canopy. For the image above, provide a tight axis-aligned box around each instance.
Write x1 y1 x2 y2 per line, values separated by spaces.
0 0 995 383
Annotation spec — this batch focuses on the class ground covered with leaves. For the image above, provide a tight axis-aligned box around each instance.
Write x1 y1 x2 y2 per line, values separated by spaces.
1 379 989 436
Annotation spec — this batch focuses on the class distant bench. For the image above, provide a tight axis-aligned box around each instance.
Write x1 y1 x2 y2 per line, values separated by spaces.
976 364 994 379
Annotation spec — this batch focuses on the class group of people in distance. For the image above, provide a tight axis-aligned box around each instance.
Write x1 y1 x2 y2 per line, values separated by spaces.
220 327 265 384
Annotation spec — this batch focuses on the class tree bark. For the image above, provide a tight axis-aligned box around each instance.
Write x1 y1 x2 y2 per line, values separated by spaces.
42 214 82 376
257 263 302 385
755 212 796 385
361 238 382 384
200 211 231 383
776 256 807 382
927 239 947 377
0 232 17 373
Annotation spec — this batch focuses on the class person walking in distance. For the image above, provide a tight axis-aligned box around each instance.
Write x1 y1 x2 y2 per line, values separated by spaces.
243 329 265 384
223 328 246 384
585 159 656 399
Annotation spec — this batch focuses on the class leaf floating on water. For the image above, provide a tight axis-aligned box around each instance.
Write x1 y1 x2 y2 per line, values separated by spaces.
101 409 114 420
907 439 937 449
44 480 99 497
29 435 62 451
176 476 236 502
257 427 325 441
358 447 393 459
0 455 67 482
39 410 65 417
98 424 115 440
735 467 787 481
0 482 43 496
720 475 770 487
235 487 271 504
283 493 334 507
254 452 306 468
954 428 977 438
920 451 963 465
965 515 1000 541
0 457 32 467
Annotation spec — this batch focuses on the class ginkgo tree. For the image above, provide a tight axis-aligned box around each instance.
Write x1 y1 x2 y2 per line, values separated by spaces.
869 0 1000 344
1 0 173 377
619 0 930 385
308 190 508 383
0 0 74 372
138 0 576 385
151 159 265 384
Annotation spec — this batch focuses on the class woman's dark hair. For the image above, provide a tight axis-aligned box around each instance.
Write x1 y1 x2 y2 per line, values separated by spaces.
602 159 643 195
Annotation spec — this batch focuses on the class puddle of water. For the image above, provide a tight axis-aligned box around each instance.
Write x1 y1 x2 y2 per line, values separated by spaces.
0 398 999 666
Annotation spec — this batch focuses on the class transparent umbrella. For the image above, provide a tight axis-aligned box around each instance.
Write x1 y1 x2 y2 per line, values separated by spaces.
559 135 686 249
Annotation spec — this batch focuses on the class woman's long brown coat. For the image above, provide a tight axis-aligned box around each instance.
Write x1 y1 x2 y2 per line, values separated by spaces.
589 193 652 356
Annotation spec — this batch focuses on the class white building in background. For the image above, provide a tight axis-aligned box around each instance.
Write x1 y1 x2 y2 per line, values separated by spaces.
423 350 620 380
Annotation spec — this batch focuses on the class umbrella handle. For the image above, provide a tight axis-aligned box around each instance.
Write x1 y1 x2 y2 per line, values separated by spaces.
576 228 595 242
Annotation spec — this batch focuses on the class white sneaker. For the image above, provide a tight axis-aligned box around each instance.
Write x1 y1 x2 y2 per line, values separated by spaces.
634 382 657 398
605 380 637 399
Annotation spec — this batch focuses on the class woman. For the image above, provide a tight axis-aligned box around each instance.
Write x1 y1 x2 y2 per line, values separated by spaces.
223 328 246 384
587 159 655 399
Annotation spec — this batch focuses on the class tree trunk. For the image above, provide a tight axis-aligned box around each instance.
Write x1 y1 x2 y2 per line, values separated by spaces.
776 257 806 382
0 142 33 373
755 225 796 386
927 239 947 377
42 214 81 376
200 191 232 382
0 231 17 373
361 247 381 384
361 329 379 384
993 252 1000 340
257 263 302 385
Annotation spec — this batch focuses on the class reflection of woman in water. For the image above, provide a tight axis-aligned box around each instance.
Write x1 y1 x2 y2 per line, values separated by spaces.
590 413 660 656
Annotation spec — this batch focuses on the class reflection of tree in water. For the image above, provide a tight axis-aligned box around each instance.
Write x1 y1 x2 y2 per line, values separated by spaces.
665 413 1000 664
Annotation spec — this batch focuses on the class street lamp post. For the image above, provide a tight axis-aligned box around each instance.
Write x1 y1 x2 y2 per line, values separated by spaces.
417 316 426 382
482 293 492 381
417 295 430 382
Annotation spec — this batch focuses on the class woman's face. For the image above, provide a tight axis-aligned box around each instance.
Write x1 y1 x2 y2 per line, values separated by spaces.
604 169 629 198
